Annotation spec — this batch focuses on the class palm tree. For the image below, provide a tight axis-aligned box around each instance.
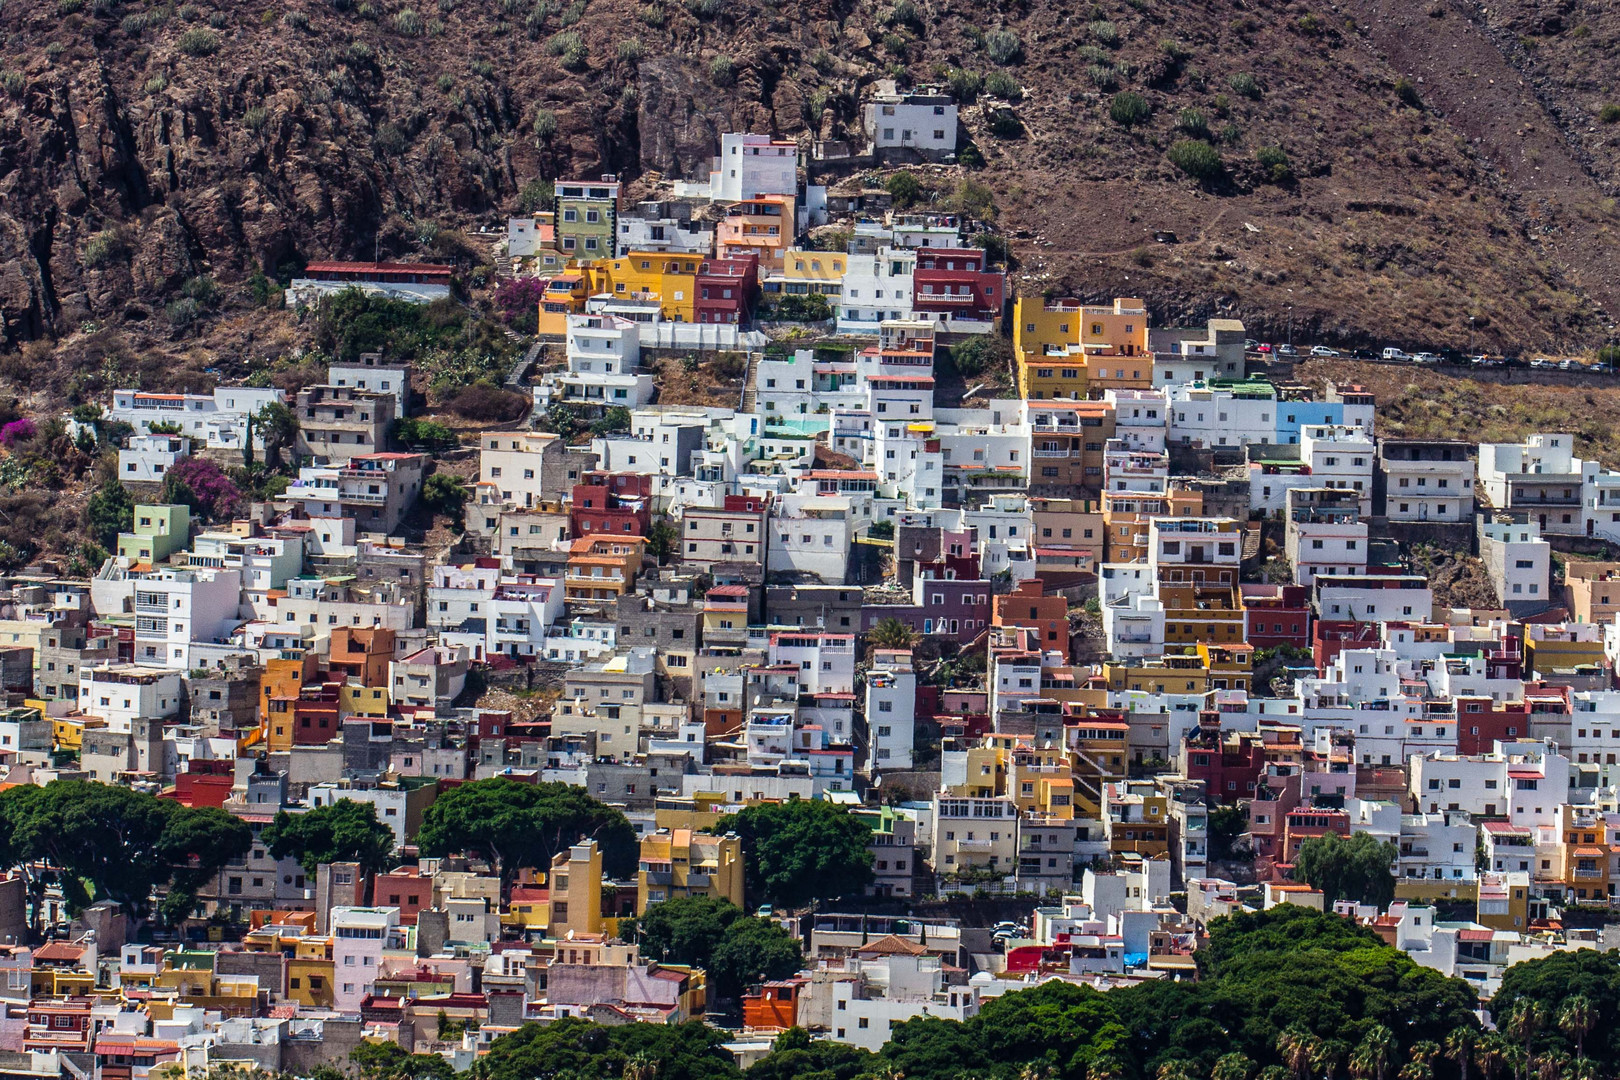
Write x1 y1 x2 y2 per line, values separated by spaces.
868 616 919 652
1559 995 1596 1061
1277 1027 1321 1080
623 1055 658 1080
1397 1066 1432 1080
1444 1028 1478 1080
1502 1003 1545 1079
1409 1043 1441 1069
1570 1058 1602 1080
1157 1061 1199 1080
1351 1048 1376 1080
1212 1054 1255 1080
254 401 301 470
1358 1024 1399 1080
1473 1036 1505 1080
1088 1057 1128 1080
1534 1052 1568 1080
1313 1039 1348 1080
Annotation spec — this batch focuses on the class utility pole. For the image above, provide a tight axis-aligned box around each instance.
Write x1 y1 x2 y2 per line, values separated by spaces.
1468 315 1476 357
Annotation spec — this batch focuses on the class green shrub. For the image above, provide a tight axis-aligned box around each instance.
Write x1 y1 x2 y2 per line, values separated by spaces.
243 106 269 131
1255 144 1292 183
284 9 309 29
1600 103 1620 124
1088 19 1119 47
545 29 579 54
472 58 494 77
523 8 546 38
57 0 83 12
1160 38 1190 62
1168 138 1222 181
558 0 585 25
885 172 922 208
1394 76 1421 108
165 297 202 329
1109 90 1150 127
708 55 735 86
0 70 24 97
1077 44 1109 64
1176 107 1209 139
1296 12 1323 35
560 38 588 70
638 3 664 24
1218 122 1242 145
1086 64 1117 91
176 27 220 54
984 70 1021 100
1229 71 1260 99
45 42 65 59
83 229 129 268
983 28 1021 64
771 293 832 322
374 122 408 155
685 0 722 17
144 72 168 94
947 67 982 102
436 73 454 91
886 0 921 30
208 10 227 26
986 108 1022 138
617 37 643 62
533 108 558 140
882 32 907 56
392 7 422 33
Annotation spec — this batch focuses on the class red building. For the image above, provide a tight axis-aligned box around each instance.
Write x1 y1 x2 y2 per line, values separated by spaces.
1180 715 1266 803
570 472 653 538
1311 619 1381 670
1241 584 1312 650
991 578 1071 661
374 866 430 925
162 760 235 808
303 261 453 287
269 682 342 746
694 253 759 325
1456 696 1530 755
910 247 1003 324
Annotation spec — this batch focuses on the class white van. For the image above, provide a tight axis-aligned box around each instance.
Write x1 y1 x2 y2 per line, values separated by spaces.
1381 347 1406 360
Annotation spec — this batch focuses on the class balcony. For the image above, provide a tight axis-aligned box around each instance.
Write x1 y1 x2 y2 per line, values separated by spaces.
1033 448 1078 459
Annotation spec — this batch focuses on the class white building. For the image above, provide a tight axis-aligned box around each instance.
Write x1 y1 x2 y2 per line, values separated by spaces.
768 495 853 583
677 133 800 202
118 434 190 484
836 248 915 335
864 650 916 771
108 387 284 452
616 213 713 257
1379 441 1475 522
536 314 656 414
1478 517 1552 615
329 357 412 417
78 666 183 731
130 568 244 670
863 84 959 157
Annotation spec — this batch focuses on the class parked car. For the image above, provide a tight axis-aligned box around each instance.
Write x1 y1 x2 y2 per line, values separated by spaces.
1381 347 1407 360
1277 343 1298 356
1530 357 1554 368
1411 352 1440 365
1558 359 1576 370
1257 343 1274 354
1244 339 1259 350
1468 354 1490 366
1309 346 1340 357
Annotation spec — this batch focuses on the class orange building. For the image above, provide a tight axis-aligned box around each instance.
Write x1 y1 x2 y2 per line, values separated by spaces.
1102 483 1204 563
1028 400 1115 490
716 195 795 272
742 978 806 1031
329 627 395 688
565 535 646 603
992 579 1071 661
260 652 318 726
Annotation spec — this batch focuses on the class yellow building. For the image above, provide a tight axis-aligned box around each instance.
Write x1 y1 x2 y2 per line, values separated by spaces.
1523 625 1606 681
339 683 390 719
549 840 604 938
768 248 846 300
537 272 591 337
1014 297 1151 400
597 251 703 323
286 951 336 1009
635 828 744 914
502 884 552 934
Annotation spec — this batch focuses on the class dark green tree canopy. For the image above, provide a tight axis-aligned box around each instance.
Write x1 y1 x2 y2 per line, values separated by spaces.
0 780 250 921
631 896 803 1001
1292 831 1398 908
417 777 636 884
715 798 875 909
471 908 1483 1080
262 798 397 875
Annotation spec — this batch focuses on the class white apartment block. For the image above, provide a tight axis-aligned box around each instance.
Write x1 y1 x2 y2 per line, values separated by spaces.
863 87 959 155
130 568 244 670
837 248 915 335
1379 441 1475 522
78 666 183 731
865 649 917 770
1167 382 1278 448
329 358 412 417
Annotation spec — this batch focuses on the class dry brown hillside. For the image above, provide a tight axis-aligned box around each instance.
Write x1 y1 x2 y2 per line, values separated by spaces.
0 0 1618 377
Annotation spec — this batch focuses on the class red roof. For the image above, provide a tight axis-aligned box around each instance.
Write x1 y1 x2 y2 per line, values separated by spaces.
1457 929 1495 942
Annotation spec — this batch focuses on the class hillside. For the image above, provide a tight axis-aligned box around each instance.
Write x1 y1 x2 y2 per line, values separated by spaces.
1 0 1619 376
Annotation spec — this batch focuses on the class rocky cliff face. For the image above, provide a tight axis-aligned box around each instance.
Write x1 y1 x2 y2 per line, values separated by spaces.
1 0 1618 357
